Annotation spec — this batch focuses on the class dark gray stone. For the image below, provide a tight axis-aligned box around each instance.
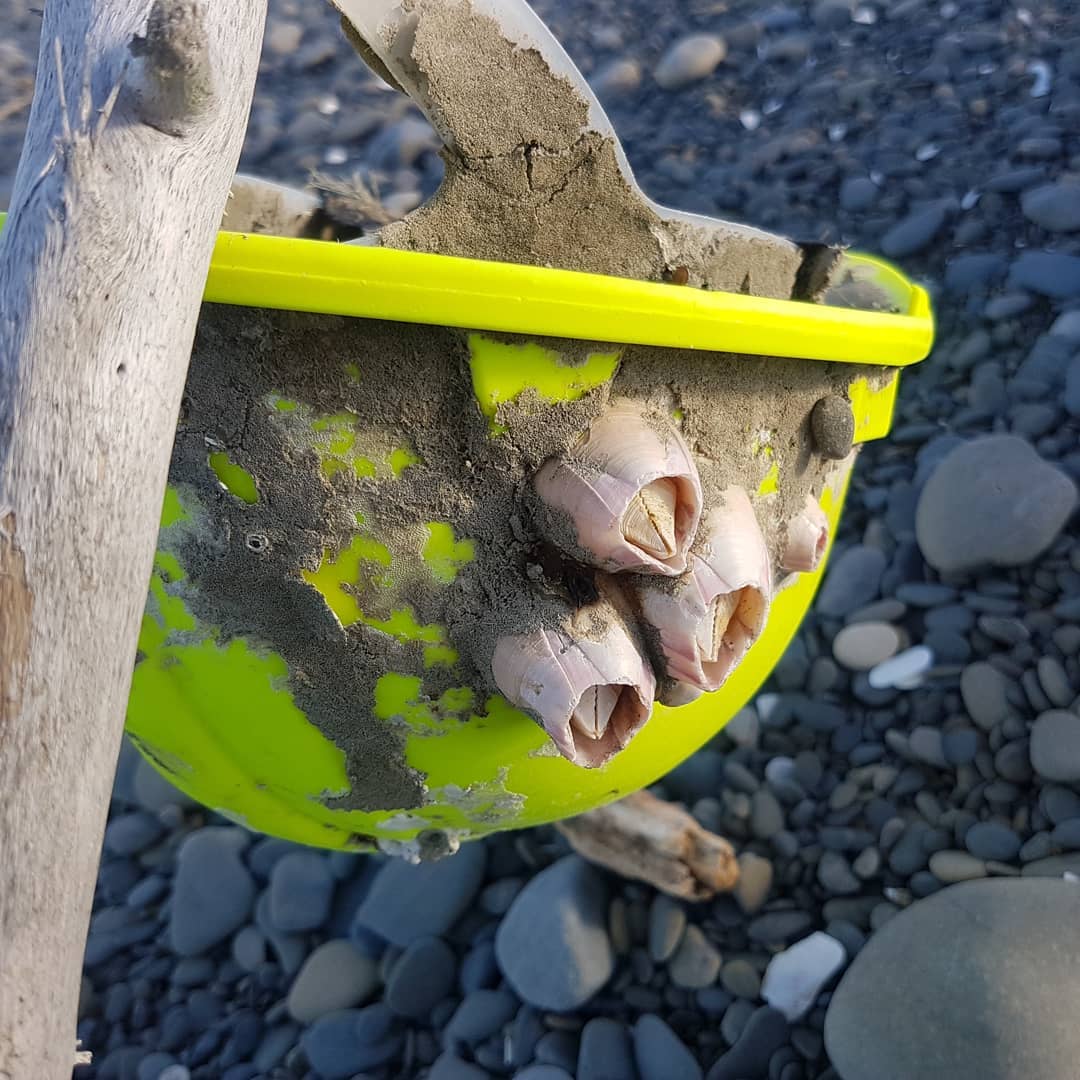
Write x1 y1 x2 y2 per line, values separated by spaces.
169 829 255 957
648 894 687 962
634 1014 702 1080
826 880 1080 1080
444 989 517 1048
839 176 879 213
706 1007 789 1080
103 812 164 857
269 852 334 933
495 856 612 1010
386 936 457 1019
816 546 888 617
1030 710 1080 781
811 396 855 459
880 204 947 258
577 1018 636 1080
1008 252 1080 299
1021 182 1080 232
916 436 1077 573
354 841 487 947
964 822 1021 862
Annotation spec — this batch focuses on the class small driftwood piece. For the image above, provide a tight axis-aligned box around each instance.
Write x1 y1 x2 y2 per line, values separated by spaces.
0 1 264 1076
556 789 740 901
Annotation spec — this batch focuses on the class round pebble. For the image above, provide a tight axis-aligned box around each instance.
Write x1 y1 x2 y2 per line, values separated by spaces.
867 645 934 690
916 436 1077 573
811 396 855 460
1020 182 1080 232
578 1018 635 1080
1030 710 1080 781
270 852 334 933
964 822 1022 862
761 932 847 1021
826 880 1080 1079
929 850 987 884
648 894 687 962
654 34 726 89
832 622 904 671
816 546 888 618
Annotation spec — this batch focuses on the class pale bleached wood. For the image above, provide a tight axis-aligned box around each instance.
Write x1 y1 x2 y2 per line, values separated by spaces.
556 789 740 901
0 1 265 1075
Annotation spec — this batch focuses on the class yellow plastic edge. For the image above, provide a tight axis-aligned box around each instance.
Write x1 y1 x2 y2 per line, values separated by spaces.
0 212 932 367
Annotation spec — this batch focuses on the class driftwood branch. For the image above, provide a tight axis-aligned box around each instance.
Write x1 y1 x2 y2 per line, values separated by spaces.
0 0 265 1075
556 789 740 901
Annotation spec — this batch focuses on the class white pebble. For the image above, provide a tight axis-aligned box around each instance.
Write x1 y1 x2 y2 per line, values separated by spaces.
867 645 934 690
323 146 348 165
761 931 847 1020
1027 60 1052 98
740 109 762 131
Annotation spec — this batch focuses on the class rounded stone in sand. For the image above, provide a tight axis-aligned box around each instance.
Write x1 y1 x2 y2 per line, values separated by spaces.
811 395 855 460
832 622 905 671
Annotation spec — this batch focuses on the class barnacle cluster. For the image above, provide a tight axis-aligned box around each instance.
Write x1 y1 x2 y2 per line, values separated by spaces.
492 400 831 768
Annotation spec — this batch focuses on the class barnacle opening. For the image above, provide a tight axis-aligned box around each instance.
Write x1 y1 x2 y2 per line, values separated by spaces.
697 584 769 689
567 682 649 768
620 474 699 564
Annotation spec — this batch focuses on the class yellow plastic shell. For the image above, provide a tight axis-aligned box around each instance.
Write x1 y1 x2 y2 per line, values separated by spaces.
0 211 932 849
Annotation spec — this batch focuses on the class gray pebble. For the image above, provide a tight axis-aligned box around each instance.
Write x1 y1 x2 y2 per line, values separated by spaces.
852 847 881 880
428 1053 491 1079
929 850 988 883
634 1014 703 1080
1050 820 1080 849
811 396 855 459
655 34 727 90
818 852 861 896
270 852 334 933
832 622 904 671
817 546 888 618
1008 252 1080 299
748 910 813 945
942 728 979 766
707 1006 789 1080
591 58 642 101
880 204 947 258
669 925 722 989
839 176 879 213
386 936 456 1019
169 829 255 957
721 958 762 999
751 790 785 839
961 662 1013 731
287 940 379 1023
496 856 612 1011
1021 182 1080 232
444 989 517 1047
916 436 1078 574
909 726 948 768
964 822 1022 862
733 853 774 915
1030 710 1080 781
103 812 164 857
577 1017 635 1080
355 841 486 947
826 879 1080 1080
1038 657 1075 708
648 894 687 962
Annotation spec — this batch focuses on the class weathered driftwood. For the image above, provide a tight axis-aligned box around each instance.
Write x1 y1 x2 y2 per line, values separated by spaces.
0 1 265 1075
556 789 740 901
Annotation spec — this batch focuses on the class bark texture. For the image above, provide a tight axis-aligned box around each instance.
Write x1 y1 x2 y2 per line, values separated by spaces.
0 2 265 1074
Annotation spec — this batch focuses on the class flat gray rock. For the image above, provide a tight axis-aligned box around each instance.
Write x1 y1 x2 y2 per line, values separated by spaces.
495 856 613 1011
354 841 487 947
825 879 1080 1080
169 828 255 957
915 436 1077 573
654 34 726 89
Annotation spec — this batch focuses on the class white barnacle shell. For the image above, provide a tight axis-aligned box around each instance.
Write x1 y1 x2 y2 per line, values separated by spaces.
781 492 830 574
533 400 703 576
491 609 655 768
638 486 771 693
